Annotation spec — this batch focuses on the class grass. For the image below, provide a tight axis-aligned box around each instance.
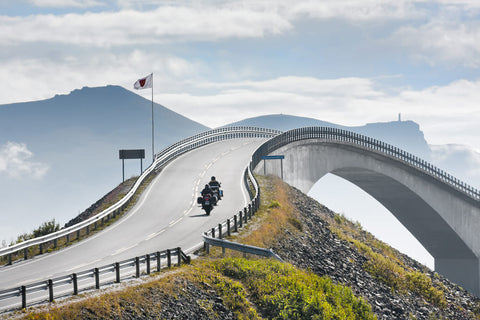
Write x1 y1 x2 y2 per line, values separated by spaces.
19 258 376 320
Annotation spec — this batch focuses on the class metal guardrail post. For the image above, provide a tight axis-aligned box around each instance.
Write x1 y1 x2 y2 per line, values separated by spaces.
24 248 27 261
48 279 54 302
211 228 215 239
204 233 210 254
177 247 181 267
94 268 100 289
244 208 248 223
156 251 161 272
135 257 140 278
227 219 231 236
21 285 26 309
115 263 120 283
218 224 222 239
239 211 243 228
39 243 43 255
72 273 78 295
8 253 12 265
167 249 172 267
146 254 151 274
234 215 238 232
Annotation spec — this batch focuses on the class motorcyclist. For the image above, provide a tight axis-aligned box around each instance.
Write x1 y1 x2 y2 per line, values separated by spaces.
200 184 217 207
209 176 221 188
208 176 222 200
201 184 213 197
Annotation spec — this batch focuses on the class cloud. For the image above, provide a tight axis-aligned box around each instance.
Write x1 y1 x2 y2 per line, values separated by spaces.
0 142 49 179
0 50 199 103
288 0 420 21
157 76 480 151
0 6 291 46
391 20 480 67
29 0 103 8
430 144 480 186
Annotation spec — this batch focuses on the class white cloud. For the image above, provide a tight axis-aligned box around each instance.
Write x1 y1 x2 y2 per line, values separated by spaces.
391 20 480 67
0 50 198 103
0 6 291 46
430 144 480 186
0 142 49 179
289 0 419 21
157 76 480 151
29 0 103 8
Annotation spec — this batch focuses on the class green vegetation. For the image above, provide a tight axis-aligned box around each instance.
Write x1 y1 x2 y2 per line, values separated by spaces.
20 258 376 320
214 258 376 320
10 219 60 245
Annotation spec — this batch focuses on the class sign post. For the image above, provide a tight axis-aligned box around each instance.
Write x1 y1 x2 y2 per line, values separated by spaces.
119 149 145 182
261 155 285 180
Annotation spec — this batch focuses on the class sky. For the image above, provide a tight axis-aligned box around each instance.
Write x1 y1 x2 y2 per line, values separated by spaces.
1 0 480 268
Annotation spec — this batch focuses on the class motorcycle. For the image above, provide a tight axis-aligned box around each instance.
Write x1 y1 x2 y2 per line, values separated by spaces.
197 193 215 215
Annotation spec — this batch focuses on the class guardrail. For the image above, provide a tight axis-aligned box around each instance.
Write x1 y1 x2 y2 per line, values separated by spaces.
0 247 190 311
202 235 283 262
251 126 480 201
0 126 281 264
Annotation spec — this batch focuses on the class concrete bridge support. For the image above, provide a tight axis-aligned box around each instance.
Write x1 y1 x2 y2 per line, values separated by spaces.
255 139 480 295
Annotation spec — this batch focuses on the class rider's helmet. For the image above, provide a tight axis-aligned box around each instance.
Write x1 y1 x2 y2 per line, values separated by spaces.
211 176 216 181
205 184 209 189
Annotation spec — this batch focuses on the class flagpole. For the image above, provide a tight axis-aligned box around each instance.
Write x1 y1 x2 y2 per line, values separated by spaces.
151 72 154 163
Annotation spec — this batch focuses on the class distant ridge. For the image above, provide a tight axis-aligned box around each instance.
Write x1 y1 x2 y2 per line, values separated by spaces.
226 114 431 158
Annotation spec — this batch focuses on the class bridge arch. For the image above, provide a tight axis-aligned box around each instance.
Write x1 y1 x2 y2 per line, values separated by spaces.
252 127 480 295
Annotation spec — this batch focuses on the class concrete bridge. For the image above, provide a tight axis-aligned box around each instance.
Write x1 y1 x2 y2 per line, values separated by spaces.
252 127 480 295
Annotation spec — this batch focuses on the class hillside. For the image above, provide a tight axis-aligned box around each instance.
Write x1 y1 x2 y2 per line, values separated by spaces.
16 175 480 320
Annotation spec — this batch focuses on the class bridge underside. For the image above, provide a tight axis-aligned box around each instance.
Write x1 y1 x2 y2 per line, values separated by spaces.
254 139 480 295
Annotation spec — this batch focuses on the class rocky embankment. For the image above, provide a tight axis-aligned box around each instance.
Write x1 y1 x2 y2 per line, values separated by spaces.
270 183 480 320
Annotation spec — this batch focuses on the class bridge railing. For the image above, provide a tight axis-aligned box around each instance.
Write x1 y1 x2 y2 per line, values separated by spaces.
0 126 281 264
251 126 479 201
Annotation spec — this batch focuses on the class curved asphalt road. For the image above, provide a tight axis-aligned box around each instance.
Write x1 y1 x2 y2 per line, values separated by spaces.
0 138 265 291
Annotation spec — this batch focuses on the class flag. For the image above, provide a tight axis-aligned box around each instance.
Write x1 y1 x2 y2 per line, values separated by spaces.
134 73 153 90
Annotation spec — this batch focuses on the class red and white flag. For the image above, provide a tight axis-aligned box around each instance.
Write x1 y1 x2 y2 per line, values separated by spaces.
134 73 153 90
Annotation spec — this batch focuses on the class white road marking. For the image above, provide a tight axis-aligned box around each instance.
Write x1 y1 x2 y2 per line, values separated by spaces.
169 217 183 226
145 229 166 241
65 258 102 273
112 244 137 256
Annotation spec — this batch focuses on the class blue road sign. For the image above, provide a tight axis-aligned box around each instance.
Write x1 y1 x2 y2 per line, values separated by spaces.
262 155 285 160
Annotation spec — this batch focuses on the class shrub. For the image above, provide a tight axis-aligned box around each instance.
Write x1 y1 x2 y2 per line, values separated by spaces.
214 258 376 320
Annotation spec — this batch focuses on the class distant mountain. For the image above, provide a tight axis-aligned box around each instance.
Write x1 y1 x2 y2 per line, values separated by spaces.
0 86 208 242
227 114 431 158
